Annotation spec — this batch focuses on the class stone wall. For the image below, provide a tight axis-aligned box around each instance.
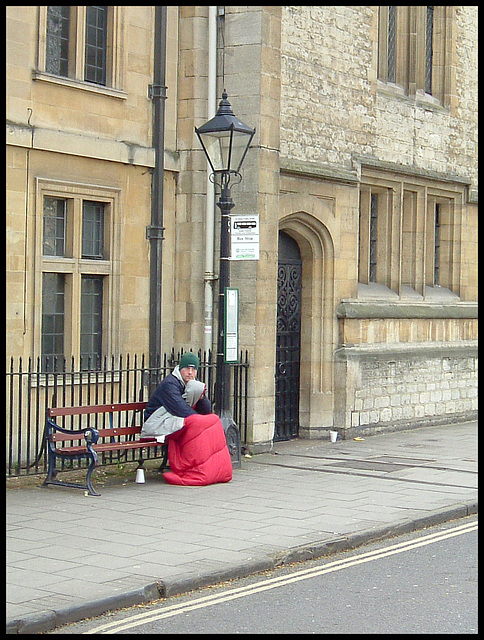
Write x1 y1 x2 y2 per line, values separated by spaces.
281 5 375 170
280 6 478 191
334 342 478 437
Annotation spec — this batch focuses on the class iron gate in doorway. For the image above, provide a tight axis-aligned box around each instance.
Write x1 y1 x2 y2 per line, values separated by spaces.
275 232 302 441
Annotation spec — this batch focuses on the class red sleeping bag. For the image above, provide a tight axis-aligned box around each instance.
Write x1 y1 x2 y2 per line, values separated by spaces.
163 413 233 486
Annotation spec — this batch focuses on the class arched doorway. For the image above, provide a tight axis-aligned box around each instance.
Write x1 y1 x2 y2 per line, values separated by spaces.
279 195 337 439
275 231 302 441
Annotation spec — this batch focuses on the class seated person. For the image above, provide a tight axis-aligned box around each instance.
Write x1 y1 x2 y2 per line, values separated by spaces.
141 352 211 441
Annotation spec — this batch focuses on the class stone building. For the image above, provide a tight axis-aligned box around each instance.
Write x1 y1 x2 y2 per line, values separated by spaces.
6 6 478 454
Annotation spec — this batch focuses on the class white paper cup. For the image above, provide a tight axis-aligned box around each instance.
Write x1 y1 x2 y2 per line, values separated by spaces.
329 430 338 443
135 468 146 483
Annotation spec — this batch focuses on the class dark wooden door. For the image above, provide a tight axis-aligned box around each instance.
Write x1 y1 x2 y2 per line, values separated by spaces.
275 232 302 441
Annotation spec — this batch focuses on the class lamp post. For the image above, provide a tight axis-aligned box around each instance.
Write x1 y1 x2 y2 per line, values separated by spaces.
195 91 255 437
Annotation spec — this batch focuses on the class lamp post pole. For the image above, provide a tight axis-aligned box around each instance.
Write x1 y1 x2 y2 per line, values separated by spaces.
215 175 234 417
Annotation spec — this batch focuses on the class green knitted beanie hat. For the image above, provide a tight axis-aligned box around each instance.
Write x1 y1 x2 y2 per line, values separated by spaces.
179 352 200 370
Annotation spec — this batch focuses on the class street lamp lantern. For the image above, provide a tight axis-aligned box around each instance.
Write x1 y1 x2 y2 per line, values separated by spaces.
195 91 255 466
195 90 255 177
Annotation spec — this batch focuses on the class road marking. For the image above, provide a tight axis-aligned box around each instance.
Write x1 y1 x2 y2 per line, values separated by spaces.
85 519 477 634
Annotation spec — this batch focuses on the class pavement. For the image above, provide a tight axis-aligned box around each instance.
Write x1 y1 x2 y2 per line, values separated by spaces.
6 419 478 634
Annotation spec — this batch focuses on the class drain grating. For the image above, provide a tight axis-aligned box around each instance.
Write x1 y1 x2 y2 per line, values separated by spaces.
371 455 436 465
324 460 412 473
324 455 436 473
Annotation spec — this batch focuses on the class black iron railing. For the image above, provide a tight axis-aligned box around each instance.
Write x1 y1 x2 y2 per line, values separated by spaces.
6 350 249 477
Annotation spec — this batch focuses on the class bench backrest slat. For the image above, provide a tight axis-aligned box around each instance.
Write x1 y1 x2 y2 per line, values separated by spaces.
47 402 147 418
50 425 143 442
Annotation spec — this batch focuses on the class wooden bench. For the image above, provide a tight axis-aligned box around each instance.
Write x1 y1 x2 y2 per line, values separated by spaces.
42 402 167 496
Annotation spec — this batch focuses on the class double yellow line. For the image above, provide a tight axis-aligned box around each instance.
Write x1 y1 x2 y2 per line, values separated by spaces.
85 519 477 634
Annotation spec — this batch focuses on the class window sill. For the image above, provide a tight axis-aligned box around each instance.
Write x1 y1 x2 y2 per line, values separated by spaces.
29 369 121 388
32 71 128 100
337 285 477 320
376 80 406 100
377 81 447 113
357 282 399 301
41 257 111 274
356 283 461 302
414 89 444 112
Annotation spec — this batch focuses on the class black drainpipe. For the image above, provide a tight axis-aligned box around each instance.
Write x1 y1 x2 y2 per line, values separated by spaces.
147 5 167 369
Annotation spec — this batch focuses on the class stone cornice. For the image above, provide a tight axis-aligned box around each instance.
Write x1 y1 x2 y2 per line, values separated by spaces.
6 121 179 172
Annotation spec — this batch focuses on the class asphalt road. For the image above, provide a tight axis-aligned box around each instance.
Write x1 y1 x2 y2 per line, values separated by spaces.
47 515 477 635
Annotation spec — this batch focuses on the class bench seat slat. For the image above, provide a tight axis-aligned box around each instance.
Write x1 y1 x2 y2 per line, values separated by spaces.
55 440 161 456
94 441 160 452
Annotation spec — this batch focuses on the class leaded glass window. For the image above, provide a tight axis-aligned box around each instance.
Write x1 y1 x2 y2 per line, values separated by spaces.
84 6 108 85
41 273 65 370
80 275 103 366
43 197 66 256
46 6 70 77
387 6 397 84
82 201 105 259
369 194 378 283
425 6 434 94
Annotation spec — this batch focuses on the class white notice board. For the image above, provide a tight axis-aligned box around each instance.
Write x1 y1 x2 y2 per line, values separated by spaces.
224 288 239 363
230 215 259 260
